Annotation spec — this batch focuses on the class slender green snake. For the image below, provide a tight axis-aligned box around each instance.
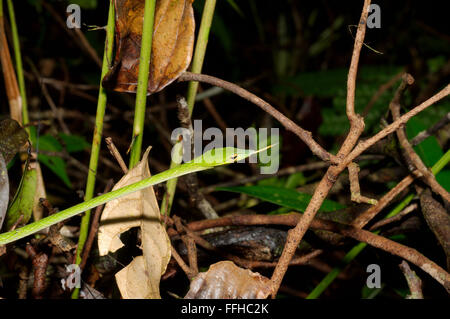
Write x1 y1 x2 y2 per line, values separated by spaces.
0 147 262 245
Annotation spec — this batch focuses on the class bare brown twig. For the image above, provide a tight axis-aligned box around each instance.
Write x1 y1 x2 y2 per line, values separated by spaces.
178 72 336 164
399 261 424 299
178 19 450 296
186 213 450 290
411 112 450 146
362 71 404 117
26 244 49 299
269 0 372 296
352 173 415 228
369 203 418 231
171 246 195 280
344 83 450 167
348 162 378 205
105 137 128 174
389 75 450 203
79 180 114 271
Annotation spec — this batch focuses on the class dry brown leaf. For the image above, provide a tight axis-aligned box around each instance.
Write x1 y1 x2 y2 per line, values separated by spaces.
98 147 171 298
184 261 272 299
103 0 195 94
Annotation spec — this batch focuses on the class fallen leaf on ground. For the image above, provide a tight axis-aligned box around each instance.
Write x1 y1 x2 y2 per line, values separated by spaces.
185 261 272 299
103 0 195 94
98 147 171 298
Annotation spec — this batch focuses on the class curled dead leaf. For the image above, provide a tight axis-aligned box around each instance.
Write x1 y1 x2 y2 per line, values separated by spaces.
98 147 171 298
103 0 195 94
185 261 272 299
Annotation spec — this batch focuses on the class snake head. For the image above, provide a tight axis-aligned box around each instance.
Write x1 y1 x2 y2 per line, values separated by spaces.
191 145 276 167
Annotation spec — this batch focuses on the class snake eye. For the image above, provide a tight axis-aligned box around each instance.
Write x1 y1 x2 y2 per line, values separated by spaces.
230 153 238 161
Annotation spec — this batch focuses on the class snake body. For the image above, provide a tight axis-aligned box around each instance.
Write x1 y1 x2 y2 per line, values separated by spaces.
0 147 257 245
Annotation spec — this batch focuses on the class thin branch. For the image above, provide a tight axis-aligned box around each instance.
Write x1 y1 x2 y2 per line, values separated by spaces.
177 96 219 219
346 0 370 122
186 213 450 290
105 137 128 174
241 250 323 269
173 216 198 276
390 75 450 202
348 162 378 205
344 83 450 168
362 71 404 117
178 72 336 163
369 203 418 231
171 246 195 280
26 244 49 299
399 261 423 299
352 174 415 228
79 179 114 271
269 0 372 297
411 111 450 146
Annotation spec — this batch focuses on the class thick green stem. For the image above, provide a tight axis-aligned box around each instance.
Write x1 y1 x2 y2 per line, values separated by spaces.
73 2 115 282
128 0 157 169
160 0 217 216
307 149 450 299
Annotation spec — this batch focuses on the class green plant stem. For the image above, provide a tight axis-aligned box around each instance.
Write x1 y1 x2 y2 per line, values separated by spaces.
186 0 217 115
160 0 217 216
128 0 157 169
5 0 28 130
307 149 450 299
71 3 115 299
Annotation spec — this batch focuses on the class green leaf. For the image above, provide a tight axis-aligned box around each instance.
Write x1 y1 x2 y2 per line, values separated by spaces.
59 133 90 153
36 135 72 188
217 185 345 213
285 172 306 189
5 167 37 231
406 117 444 167
225 0 244 17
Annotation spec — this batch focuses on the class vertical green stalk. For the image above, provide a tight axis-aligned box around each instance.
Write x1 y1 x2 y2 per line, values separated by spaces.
160 0 217 215
186 0 217 115
71 2 115 299
6 0 28 130
306 149 450 299
128 0 157 169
